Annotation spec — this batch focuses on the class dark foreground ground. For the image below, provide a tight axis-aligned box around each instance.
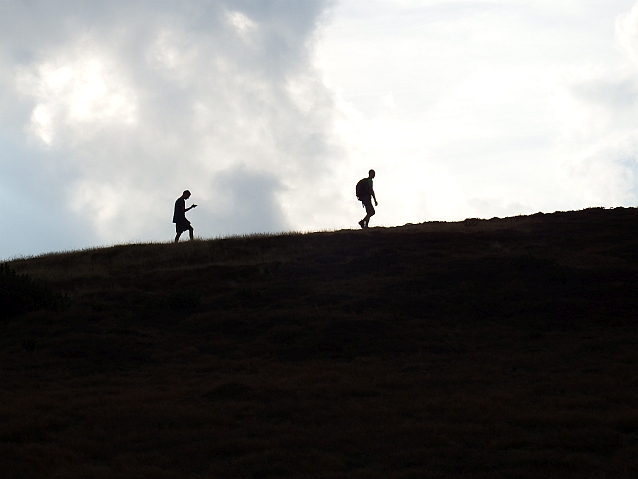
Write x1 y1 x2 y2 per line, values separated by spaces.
2 207 638 478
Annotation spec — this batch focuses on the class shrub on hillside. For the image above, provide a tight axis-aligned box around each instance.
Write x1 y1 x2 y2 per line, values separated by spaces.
0 263 68 319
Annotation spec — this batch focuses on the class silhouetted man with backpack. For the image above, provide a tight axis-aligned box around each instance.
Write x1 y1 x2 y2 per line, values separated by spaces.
173 190 197 242
356 169 378 228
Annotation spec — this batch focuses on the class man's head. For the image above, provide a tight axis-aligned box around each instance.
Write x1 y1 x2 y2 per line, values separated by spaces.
182 190 191 199
368 169 375 179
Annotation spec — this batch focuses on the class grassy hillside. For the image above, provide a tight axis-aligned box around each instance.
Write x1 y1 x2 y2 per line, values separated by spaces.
2 207 638 478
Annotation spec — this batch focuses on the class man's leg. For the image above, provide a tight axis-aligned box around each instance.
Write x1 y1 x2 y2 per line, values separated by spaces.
363 199 375 227
360 198 371 228
365 210 375 227
175 231 182 243
188 226 194 240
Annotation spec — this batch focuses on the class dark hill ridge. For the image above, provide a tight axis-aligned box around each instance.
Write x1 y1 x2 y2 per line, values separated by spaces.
3 207 638 478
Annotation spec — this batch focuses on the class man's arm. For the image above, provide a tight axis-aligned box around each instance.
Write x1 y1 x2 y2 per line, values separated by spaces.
370 187 378 206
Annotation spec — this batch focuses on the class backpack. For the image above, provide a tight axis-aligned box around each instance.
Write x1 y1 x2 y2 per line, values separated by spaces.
356 178 370 200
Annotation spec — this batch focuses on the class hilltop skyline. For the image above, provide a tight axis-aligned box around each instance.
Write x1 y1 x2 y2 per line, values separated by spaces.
1 0 638 259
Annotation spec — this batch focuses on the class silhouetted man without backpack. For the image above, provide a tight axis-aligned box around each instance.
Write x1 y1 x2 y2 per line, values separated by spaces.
356 169 378 228
173 190 197 242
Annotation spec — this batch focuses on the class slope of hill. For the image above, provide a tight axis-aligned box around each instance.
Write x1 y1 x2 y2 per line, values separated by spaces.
2 207 638 478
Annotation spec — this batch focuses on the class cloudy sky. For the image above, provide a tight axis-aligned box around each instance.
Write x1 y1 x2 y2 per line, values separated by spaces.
1 0 638 258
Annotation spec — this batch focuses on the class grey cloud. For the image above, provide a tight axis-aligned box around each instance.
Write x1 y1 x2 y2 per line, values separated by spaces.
0 1 330 74
203 166 288 236
0 0 340 256
0 136 96 258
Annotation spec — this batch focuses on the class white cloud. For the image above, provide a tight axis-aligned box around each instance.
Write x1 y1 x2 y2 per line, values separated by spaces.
617 3 638 63
16 40 138 146
316 0 638 223
226 10 258 43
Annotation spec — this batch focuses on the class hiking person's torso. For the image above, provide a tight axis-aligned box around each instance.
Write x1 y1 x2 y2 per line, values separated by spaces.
173 198 186 223
356 178 372 200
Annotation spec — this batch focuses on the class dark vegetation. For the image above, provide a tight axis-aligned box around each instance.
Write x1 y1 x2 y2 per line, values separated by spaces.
0 263 68 320
2 207 638 478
